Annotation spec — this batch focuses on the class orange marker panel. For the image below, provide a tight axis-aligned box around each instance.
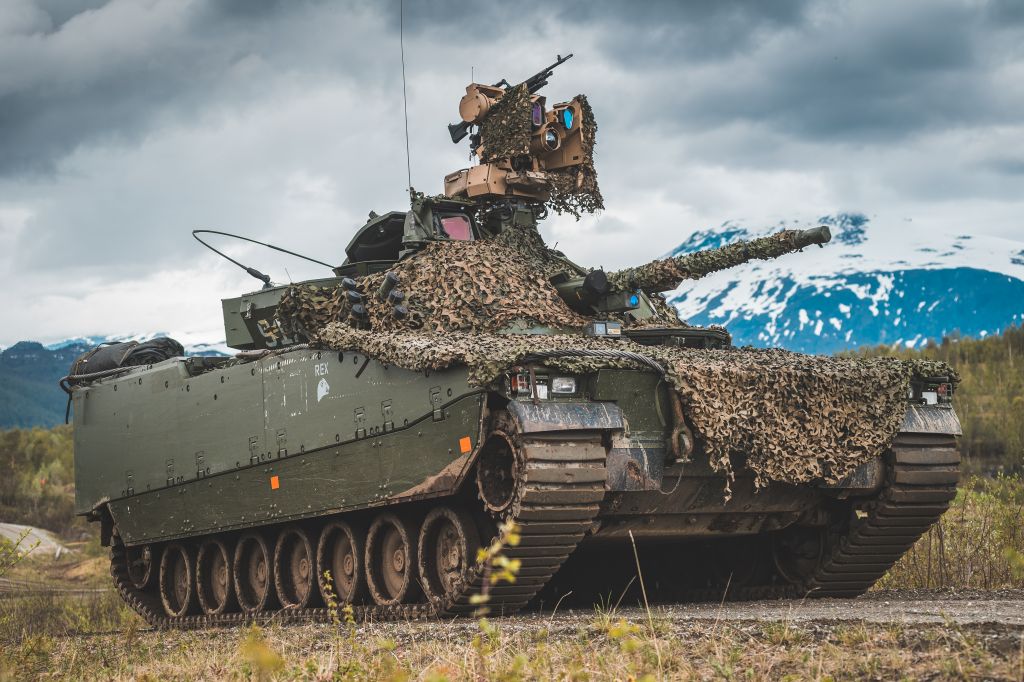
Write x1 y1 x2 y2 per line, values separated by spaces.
270 475 280 490
459 436 472 454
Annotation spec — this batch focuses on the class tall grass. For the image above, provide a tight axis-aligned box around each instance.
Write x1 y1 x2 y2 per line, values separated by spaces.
0 590 137 643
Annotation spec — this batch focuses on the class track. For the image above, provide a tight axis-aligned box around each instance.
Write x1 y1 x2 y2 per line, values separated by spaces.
107 429 957 627
668 431 960 602
109 428 607 628
801 431 960 597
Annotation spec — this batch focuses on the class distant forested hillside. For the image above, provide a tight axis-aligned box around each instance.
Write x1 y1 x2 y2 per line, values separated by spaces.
848 325 1024 470
0 426 78 535
0 342 87 429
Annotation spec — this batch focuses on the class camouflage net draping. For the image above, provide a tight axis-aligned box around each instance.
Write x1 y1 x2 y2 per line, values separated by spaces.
311 324 957 491
276 283 350 342
364 239 589 333
488 222 581 279
608 229 821 294
277 236 589 337
546 95 604 218
479 83 533 163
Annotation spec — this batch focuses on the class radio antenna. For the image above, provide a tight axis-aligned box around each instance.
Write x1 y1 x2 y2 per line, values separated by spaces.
399 0 412 190
192 229 334 289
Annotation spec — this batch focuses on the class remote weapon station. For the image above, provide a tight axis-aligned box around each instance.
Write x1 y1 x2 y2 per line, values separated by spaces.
66 56 961 626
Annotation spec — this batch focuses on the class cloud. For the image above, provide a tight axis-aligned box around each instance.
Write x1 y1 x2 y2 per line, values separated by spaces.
0 0 1022 346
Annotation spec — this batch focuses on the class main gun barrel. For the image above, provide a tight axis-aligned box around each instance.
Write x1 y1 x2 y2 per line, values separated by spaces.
607 226 832 294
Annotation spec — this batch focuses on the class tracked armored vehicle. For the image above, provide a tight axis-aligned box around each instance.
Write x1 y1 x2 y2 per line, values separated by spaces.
67 57 961 627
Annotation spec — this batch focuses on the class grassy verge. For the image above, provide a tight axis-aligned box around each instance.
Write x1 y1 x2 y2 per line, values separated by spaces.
0 537 140 643
4 616 1023 681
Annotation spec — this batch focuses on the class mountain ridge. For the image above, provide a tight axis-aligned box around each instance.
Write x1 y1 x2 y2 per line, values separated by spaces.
666 213 1024 354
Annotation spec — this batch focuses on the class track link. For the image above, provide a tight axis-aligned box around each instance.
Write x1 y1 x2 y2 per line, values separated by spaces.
802 431 959 597
110 431 606 628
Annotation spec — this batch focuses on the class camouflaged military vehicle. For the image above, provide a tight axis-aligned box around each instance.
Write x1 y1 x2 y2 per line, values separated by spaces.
66 56 961 626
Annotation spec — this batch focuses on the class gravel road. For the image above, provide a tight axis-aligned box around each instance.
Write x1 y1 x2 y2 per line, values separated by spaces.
0 522 69 558
536 589 1024 628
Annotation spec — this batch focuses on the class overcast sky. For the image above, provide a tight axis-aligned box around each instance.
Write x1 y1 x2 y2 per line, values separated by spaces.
1 0 1022 346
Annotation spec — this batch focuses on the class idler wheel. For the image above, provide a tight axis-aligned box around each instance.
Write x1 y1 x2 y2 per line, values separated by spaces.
475 432 523 516
196 538 235 615
417 506 480 604
317 521 366 605
234 532 276 613
158 543 197 618
772 526 826 586
274 526 318 609
125 544 154 590
365 513 421 605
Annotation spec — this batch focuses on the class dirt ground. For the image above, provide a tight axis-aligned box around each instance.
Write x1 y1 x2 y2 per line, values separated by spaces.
588 589 1024 627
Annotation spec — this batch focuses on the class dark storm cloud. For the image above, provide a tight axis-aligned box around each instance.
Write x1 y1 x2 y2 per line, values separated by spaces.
0 0 815 177
585 0 1024 147
4 0 1019 177
573 0 812 65
0 0 391 176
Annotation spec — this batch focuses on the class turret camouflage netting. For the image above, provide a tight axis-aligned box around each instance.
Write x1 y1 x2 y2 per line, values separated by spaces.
545 95 603 218
274 228 958 492
479 84 533 163
476 87 603 218
363 238 588 333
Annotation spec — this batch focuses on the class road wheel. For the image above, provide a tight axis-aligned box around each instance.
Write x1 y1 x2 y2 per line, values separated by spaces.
196 538 235 615
158 543 197 617
772 526 826 586
274 526 318 609
417 506 480 604
365 513 420 605
234 532 276 613
317 520 366 605
125 544 154 590
475 431 524 517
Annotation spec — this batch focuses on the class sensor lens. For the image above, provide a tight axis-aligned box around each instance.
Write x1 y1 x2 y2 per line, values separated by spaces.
544 129 559 150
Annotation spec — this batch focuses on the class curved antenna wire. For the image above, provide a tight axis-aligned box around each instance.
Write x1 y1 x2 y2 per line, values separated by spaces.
399 0 412 190
192 229 335 287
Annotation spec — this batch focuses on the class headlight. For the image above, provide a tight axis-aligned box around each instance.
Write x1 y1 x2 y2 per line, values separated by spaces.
551 377 577 394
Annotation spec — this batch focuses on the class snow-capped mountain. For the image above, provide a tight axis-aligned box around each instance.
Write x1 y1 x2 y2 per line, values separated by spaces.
666 214 1024 354
43 333 230 357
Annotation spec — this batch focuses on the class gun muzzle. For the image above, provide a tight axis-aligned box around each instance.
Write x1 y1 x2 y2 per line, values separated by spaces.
448 121 471 144
794 226 832 249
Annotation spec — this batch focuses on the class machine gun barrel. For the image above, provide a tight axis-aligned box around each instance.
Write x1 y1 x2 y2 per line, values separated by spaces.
447 53 574 144
607 226 832 294
523 53 573 94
